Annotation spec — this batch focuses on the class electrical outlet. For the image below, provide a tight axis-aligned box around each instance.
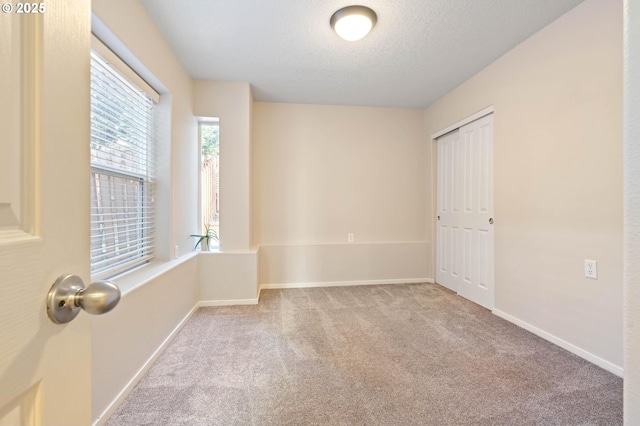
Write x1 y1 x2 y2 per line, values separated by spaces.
174 245 180 259
348 233 354 243
585 259 597 279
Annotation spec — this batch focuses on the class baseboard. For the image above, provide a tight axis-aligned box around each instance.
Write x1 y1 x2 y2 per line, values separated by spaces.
492 309 623 377
260 278 434 290
199 298 259 307
92 304 200 426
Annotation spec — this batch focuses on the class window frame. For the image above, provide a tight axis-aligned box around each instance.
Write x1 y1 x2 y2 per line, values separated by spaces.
89 36 160 280
198 120 220 250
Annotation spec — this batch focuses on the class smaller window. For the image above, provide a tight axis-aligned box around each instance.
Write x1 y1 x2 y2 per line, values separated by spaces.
200 122 220 246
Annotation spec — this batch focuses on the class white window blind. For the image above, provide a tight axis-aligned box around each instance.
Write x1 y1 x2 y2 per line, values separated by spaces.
90 48 156 279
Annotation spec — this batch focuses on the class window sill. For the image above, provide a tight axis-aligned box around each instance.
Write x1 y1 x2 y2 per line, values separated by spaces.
107 249 257 296
108 252 198 296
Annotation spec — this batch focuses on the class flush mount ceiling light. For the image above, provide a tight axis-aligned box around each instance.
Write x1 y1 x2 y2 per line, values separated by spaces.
330 5 377 41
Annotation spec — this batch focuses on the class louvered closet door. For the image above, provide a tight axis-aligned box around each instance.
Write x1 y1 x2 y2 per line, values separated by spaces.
436 114 494 309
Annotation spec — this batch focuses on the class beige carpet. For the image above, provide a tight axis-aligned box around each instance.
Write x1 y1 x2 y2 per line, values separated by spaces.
107 283 622 425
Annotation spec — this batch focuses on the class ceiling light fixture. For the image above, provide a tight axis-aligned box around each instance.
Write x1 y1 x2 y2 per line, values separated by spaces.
330 5 377 41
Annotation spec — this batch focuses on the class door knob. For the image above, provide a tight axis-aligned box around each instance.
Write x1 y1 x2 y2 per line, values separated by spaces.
489 218 494 224
46 274 121 324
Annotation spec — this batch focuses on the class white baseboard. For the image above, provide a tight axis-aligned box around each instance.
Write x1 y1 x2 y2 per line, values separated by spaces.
92 304 200 426
492 309 623 377
260 278 433 290
199 298 259 307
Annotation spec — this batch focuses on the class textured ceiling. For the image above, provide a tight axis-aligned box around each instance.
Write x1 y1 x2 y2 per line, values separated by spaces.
139 0 585 109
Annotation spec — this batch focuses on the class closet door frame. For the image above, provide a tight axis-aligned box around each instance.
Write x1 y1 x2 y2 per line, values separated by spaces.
432 106 494 310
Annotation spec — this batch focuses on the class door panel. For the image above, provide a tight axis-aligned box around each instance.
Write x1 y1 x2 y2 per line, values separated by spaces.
438 225 448 275
478 229 490 289
451 226 459 280
0 2 92 425
436 114 494 309
463 227 473 284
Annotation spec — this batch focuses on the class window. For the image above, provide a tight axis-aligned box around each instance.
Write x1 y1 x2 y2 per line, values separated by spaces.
90 39 159 278
200 122 220 245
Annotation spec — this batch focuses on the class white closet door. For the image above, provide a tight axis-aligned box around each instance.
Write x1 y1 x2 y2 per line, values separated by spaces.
436 114 494 309
436 129 461 293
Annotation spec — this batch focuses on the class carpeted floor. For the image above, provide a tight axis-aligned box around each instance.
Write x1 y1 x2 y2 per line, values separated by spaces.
107 283 622 425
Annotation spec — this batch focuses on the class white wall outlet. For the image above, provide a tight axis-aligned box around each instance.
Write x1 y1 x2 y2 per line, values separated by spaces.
174 245 180 259
585 259 597 279
348 233 354 243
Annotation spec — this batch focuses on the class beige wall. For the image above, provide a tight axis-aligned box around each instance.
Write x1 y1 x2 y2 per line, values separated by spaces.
91 0 200 422
259 242 429 286
192 81 259 303
199 252 259 302
254 102 426 244
193 80 253 251
92 257 198 424
253 102 429 285
424 0 623 371
624 0 640 421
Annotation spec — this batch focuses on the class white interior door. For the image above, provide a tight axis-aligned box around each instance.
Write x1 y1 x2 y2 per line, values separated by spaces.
0 2 92 425
436 114 494 309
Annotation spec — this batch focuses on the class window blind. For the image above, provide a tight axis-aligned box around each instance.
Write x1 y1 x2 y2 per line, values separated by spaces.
90 49 156 279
